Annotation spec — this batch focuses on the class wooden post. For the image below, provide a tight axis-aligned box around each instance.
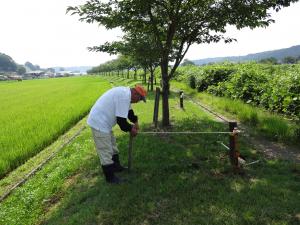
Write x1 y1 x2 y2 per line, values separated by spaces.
153 87 161 128
128 135 133 173
147 77 150 91
179 90 184 109
229 121 240 172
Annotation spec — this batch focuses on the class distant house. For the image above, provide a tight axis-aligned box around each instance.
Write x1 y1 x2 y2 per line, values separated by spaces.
44 72 55 78
0 73 22 81
8 75 22 81
0 75 8 81
25 70 45 78
55 71 76 77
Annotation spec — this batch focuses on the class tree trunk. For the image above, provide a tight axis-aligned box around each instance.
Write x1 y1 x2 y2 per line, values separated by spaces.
160 61 170 127
143 68 147 84
150 68 154 91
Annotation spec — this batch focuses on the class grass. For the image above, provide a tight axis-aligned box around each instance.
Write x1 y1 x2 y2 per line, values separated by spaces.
0 76 111 178
171 80 299 144
0 76 299 225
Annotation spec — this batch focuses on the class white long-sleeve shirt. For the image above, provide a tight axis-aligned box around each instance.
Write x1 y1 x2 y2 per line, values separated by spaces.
87 87 131 133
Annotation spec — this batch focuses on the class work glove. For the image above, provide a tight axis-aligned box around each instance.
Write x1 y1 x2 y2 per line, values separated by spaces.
130 126 138 137
134 122 139 130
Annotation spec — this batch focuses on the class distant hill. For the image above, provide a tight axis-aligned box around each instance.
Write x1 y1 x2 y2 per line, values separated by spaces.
52 66 93 74
193 45 300 65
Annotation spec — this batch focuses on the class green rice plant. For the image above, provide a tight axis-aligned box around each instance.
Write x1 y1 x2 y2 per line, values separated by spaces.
0 76 111 178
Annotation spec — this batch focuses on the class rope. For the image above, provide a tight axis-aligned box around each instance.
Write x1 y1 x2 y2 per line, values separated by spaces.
139 131 232 134
0 125 86 203
245 160 260 166
219 142 230 150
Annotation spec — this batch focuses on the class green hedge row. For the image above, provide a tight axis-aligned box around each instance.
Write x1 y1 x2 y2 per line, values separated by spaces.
176 63 300 118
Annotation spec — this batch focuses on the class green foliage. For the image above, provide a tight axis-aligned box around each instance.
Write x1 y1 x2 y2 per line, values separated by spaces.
176 63 300 119
259 57 278 64
188 75 196 89
17 65 26 75
282 56 298 64
0 53 17 72
196 66 235 92
177 63 235 92
24 62 40 71
260 66 300 116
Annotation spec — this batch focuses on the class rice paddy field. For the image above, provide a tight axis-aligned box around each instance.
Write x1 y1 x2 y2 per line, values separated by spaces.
0 76 111 178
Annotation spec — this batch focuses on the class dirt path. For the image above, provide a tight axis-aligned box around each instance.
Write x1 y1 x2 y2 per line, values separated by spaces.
245 134 300 162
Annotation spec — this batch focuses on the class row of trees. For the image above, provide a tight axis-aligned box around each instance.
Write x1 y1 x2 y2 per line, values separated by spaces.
68 0 299 127
88 52 159 91
259 56 300 64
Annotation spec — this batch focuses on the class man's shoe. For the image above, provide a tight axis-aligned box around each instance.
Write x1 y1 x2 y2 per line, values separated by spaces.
112 154 128 172
102 164 124 184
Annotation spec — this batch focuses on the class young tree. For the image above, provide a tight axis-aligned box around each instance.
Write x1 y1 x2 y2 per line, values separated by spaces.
68 0 298 126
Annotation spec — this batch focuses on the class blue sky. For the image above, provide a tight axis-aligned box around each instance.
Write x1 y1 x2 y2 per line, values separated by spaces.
0 0 299 68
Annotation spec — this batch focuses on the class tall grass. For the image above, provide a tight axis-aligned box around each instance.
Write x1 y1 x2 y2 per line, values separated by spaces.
0 76 110 178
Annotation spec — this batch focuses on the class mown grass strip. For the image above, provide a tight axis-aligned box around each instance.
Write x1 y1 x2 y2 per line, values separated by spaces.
0 76 111 177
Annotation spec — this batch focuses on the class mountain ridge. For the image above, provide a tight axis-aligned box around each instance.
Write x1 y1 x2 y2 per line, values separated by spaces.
192 45 300 65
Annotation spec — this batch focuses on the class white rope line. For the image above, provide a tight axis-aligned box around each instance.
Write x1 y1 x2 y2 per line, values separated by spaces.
245 160 260 166
139 131 233 134
219 142 230 150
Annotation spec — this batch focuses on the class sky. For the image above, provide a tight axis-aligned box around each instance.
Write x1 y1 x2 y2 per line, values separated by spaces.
0 0 300 68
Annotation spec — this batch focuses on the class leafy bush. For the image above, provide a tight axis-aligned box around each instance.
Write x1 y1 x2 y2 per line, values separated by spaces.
188 75 196 89
175 63 300 118
196 66 235 91
261 66 300 116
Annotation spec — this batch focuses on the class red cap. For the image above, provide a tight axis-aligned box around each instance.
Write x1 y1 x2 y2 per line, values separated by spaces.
135 85 147 102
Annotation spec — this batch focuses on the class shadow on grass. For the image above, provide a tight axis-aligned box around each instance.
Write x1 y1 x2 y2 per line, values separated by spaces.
42 118 300 225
